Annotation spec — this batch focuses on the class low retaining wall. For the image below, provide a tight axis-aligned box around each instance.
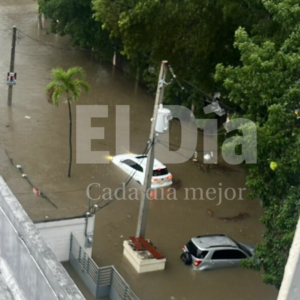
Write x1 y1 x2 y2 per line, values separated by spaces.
0 176 85 300
36 215 95 262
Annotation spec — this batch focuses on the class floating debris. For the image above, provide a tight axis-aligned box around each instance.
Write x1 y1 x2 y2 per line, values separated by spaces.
32 187 41 196
207 209 249 222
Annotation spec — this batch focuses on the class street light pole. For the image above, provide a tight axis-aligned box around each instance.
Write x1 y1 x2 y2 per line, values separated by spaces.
136 60 168 238
8 26 17 106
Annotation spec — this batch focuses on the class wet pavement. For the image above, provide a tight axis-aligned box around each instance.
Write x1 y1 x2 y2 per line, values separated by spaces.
0 1 278 300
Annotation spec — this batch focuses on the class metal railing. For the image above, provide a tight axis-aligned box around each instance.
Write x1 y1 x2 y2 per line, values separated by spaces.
69 234 139 300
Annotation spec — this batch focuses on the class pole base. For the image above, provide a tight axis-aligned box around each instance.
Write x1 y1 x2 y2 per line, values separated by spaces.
123 240 166 273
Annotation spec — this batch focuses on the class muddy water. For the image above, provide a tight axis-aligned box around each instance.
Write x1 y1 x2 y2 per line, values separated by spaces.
0 1 277 300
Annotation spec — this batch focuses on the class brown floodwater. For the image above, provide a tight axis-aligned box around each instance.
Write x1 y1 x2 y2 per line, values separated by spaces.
0 1 277 300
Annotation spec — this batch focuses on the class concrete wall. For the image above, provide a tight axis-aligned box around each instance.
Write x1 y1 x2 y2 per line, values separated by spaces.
0 176 85 300
36 215 95 262
278 216 300 300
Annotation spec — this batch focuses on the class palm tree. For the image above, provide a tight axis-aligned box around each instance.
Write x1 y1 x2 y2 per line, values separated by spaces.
46 67 90 178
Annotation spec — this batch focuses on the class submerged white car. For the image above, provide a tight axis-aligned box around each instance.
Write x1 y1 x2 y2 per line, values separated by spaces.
111 154 173 188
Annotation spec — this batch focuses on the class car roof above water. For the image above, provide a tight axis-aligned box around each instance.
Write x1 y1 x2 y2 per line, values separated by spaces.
113 154 167 169
192 235 238 250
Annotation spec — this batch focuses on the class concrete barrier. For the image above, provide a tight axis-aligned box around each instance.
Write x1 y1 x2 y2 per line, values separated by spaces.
0 176 85 300
36 215 95 262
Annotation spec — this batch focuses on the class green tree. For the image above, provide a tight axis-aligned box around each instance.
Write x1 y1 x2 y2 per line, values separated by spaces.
93 0 268 94
243 186 300 288
38 0 116 60
46 67 90 178
215 0 300 288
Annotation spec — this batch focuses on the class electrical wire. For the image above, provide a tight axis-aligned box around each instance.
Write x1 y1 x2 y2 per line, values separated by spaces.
168 63 237 114
138 50 242 116
92 140 154 213
5 150 58 209
15 51 51 57
158 139 210 154
93 141 152 212
157 140 193 161
18 29 87 52
14 188 87 195
171 118 227 137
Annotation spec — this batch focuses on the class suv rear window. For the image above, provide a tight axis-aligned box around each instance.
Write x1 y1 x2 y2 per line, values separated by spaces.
153 168 168 176
186 241 208 259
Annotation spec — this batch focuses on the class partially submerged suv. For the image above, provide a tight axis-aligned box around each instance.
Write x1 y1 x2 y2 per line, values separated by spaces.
181 234 254 270
112 154 173 188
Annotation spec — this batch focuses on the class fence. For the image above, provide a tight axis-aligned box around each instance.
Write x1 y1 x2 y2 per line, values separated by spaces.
69 234 139 300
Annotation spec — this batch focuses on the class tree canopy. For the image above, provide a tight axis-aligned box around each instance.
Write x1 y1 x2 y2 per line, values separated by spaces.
215 0 300 287
39 0 300 288
93 0 268 91
39 0 115 59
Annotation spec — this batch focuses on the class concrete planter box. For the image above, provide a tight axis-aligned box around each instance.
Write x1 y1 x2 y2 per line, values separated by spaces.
123 240 166 273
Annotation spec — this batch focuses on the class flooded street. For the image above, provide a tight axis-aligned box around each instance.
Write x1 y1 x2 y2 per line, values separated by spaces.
0 1 277 300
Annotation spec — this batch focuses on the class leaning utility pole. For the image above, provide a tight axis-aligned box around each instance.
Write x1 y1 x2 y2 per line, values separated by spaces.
136 60 168 238
8 26 17 106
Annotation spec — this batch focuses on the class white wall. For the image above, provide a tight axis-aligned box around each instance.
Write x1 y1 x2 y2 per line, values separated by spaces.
0 176 85 300
278 216 300 300
36 215 95 262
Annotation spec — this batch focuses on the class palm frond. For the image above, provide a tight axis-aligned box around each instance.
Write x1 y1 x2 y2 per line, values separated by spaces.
68 79 90 101
51 68 66 80
46 81 66 105
52 86 64 106
74 79 90 93
46 67 89 104
46 81 60 93
66 67 86 82
52 68 69 87
69 82 80 100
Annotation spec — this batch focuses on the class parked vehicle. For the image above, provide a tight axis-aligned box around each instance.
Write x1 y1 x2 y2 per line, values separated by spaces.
181 234 254 270
112 154 173 188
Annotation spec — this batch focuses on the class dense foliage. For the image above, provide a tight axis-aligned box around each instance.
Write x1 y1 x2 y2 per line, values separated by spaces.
215 0 300 287
40 0 270 112
93 0 269 94
39 0 300 288
39 0 115 59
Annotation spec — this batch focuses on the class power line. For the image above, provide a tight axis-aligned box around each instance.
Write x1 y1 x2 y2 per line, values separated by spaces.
14 188 87 195
167 63 239 115
158 139 214 154
5 149 58 209
170 118 227 137
157 140 192 161
15 51 50 57
138 51 241 116
93 141 154 213
18 29 87 52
